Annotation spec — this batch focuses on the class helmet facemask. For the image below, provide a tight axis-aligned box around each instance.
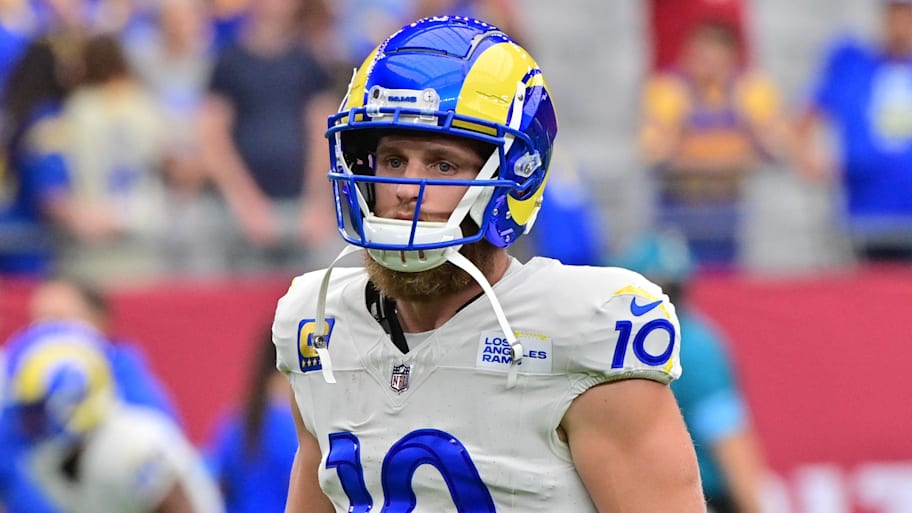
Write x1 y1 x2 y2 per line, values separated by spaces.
329 81 535 273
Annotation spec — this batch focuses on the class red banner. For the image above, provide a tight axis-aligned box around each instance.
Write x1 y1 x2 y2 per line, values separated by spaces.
691 266 912 513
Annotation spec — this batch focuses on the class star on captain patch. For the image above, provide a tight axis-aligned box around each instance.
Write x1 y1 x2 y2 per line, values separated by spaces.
390 363 411 393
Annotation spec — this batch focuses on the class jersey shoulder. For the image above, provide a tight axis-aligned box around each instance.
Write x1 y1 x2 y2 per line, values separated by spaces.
522 258 682 385
84 405 193 510
272 267 366 375
523 257 666 309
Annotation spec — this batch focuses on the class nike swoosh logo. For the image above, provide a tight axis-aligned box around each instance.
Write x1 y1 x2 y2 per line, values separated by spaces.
630 297 662 317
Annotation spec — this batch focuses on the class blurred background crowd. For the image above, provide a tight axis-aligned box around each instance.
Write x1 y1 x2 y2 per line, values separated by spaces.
0 0 532 283
2 0 910 284
1 0 911 512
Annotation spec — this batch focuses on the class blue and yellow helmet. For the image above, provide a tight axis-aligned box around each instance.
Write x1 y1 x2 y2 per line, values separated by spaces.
327 16 558 271
3 322 115 443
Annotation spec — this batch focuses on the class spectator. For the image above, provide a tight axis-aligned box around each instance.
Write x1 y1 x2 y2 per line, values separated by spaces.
638 17 789 269
614 230 768 513
123 0 228 275
208 0 251 51
32 0 93 90
0 1 33 94
0 38 99 277
412 0 527 44
199 0 339 275
329 0 409 67
124 0 213 143
206 327 296 513
646 0 749 71
58 33 171 283
331 0 526 68
1 321 225 513
796 0 912 262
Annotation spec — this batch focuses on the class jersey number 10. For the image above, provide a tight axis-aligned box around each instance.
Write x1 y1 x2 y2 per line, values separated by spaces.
611 319 676 368
327 429 496 512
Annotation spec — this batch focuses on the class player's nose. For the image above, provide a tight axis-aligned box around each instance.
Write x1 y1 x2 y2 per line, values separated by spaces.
395 161 425 203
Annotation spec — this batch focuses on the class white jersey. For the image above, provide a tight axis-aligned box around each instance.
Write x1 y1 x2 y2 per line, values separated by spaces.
273 256 682 513
28 404 225 513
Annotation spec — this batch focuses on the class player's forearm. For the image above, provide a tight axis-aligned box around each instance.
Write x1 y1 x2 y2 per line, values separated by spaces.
713 430 766 513
153 483 198 513
302 94 337 202
287 396 334 513
198 96 269 215
584 445 706 513
285 450 334 513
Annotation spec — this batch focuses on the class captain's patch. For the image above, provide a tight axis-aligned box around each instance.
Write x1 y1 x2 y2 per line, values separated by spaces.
297 318 335 372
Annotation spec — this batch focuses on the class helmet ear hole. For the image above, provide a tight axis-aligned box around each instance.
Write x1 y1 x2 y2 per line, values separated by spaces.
513 172 544 201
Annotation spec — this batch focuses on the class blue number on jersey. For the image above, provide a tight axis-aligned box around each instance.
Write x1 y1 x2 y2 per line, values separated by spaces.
327 429 496 512
611 319 676 368
326 432 373 512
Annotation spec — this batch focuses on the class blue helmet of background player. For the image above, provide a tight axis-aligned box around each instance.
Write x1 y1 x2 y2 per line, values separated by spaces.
2 321 116 445
327 16 558 272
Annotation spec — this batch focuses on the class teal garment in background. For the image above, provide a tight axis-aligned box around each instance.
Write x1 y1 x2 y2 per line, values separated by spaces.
671 309 749 500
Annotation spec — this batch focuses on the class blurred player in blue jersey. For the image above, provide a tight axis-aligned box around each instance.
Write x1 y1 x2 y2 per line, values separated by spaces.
1 278 180 513
615 230 768 513
1 321 224 513
27 277 180 419
273 16 705 513
0 347 59 513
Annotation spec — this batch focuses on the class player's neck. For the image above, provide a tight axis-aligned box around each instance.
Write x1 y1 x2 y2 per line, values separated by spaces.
394 252 512 333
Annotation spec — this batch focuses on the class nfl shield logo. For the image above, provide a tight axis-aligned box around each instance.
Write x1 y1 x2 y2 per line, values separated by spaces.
390 364 410 393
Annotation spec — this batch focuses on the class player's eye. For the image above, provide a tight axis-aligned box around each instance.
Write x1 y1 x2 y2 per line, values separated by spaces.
387 157 404 169
435 161 455 174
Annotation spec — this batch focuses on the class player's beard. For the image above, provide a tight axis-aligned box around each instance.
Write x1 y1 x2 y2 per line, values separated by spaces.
364 237 499 302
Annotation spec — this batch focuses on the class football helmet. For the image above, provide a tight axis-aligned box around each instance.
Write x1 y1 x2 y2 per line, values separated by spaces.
3 321 115 443
327 16 558 272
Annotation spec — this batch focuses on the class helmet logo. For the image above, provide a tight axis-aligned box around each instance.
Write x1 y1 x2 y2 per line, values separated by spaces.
367 86 440 124
390 363 411 393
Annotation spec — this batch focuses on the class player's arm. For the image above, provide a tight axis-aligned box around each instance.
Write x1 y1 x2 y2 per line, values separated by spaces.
712 428 766 513
198 91 277 246
153 482 196 513
298 91 340 245
286 394 334 513
562 378 706 513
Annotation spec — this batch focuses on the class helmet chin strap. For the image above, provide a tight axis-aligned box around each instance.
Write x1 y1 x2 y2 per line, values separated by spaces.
311 245 362 384
313 245 522 388
445 251 523 389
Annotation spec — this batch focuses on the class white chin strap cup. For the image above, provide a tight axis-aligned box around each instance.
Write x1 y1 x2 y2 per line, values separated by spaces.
363 215 464 273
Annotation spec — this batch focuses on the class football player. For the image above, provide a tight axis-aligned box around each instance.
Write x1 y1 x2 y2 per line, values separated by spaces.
1 322 225 513
273 16 706 512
